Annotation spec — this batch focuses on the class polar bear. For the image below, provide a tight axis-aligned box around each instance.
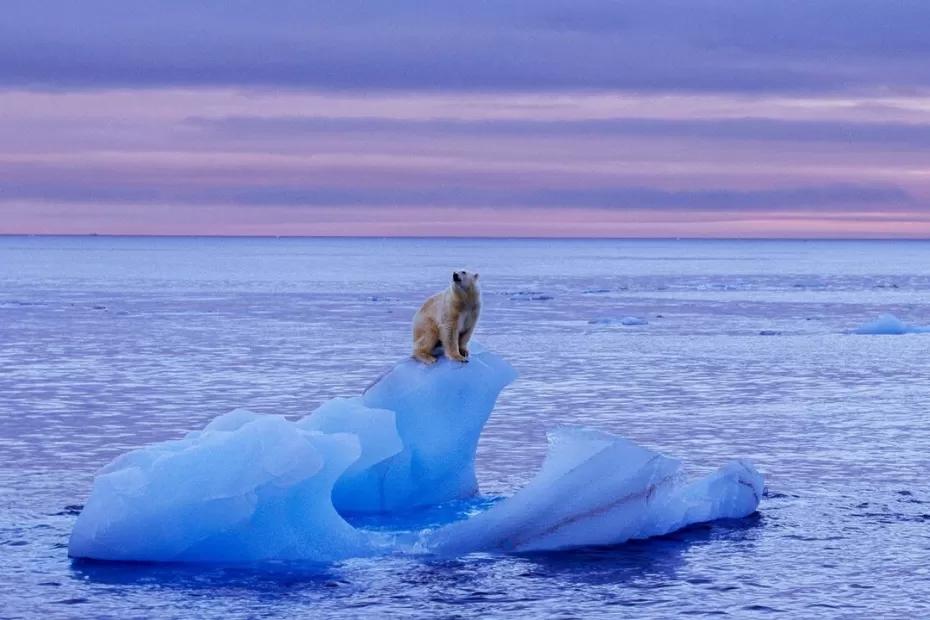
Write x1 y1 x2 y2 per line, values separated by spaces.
412 271 480 364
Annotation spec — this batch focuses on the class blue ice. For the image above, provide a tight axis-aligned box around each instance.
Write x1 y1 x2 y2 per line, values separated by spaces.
303 342 518 513
853 314 930 335
67 411 374 562
430 428 762 553
69 345 763 563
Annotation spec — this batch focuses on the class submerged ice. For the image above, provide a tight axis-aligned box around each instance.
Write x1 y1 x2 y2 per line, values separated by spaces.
69 345 763 563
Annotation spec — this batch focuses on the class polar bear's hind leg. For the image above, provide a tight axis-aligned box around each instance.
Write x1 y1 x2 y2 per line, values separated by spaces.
413 323 439 364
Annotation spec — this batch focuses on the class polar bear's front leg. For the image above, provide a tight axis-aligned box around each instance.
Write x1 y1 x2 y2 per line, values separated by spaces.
441 323 468 362
458 325 474 357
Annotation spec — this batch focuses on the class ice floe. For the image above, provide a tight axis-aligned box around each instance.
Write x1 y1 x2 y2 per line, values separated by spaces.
69 345 762 563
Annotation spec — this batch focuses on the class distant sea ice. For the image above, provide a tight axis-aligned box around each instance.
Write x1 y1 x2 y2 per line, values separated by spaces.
853 314 930 335
588 316 649 326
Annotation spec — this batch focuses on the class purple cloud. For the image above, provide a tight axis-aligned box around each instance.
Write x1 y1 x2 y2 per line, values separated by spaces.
2 1 930 94
0 159 913 211
187 115 930 148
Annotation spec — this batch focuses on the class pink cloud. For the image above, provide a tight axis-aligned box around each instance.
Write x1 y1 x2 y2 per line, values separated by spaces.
3 89 930 237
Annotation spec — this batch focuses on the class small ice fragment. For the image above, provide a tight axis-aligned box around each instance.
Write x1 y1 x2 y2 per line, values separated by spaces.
588 316 648 326
853 314 930 335
507 291 553 301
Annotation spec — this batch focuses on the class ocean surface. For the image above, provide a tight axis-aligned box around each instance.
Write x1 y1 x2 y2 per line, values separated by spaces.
1 236 929 619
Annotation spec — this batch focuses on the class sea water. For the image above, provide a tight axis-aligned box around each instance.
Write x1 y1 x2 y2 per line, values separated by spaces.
1 237 929 618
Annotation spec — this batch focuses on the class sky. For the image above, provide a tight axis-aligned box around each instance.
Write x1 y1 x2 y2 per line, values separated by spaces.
3 1 930 237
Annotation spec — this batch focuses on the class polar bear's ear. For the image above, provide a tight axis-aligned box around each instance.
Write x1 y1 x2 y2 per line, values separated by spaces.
453 272 461 283
474 273 479 280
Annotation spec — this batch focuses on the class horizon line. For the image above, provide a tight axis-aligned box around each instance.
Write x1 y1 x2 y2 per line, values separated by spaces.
3 233 930 242
0 232 930 242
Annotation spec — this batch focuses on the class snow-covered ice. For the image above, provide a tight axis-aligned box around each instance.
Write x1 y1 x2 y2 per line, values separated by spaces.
853 314 930 335
68 346 762 563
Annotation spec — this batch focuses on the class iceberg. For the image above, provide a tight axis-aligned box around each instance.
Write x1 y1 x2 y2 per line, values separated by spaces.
853 314 930 335
69 344 763 564
429 428 762 554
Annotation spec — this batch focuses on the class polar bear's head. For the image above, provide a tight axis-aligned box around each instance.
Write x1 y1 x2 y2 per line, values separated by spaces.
452 270 479 291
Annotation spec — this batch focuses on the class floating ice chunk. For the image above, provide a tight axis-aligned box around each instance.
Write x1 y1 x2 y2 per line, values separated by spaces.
853 314 930 335
429 428 762 554
588 316 648 326
340 343 518 513
68 345 762 564
507 291 553 301
68 345 517 562
69 411 374 563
